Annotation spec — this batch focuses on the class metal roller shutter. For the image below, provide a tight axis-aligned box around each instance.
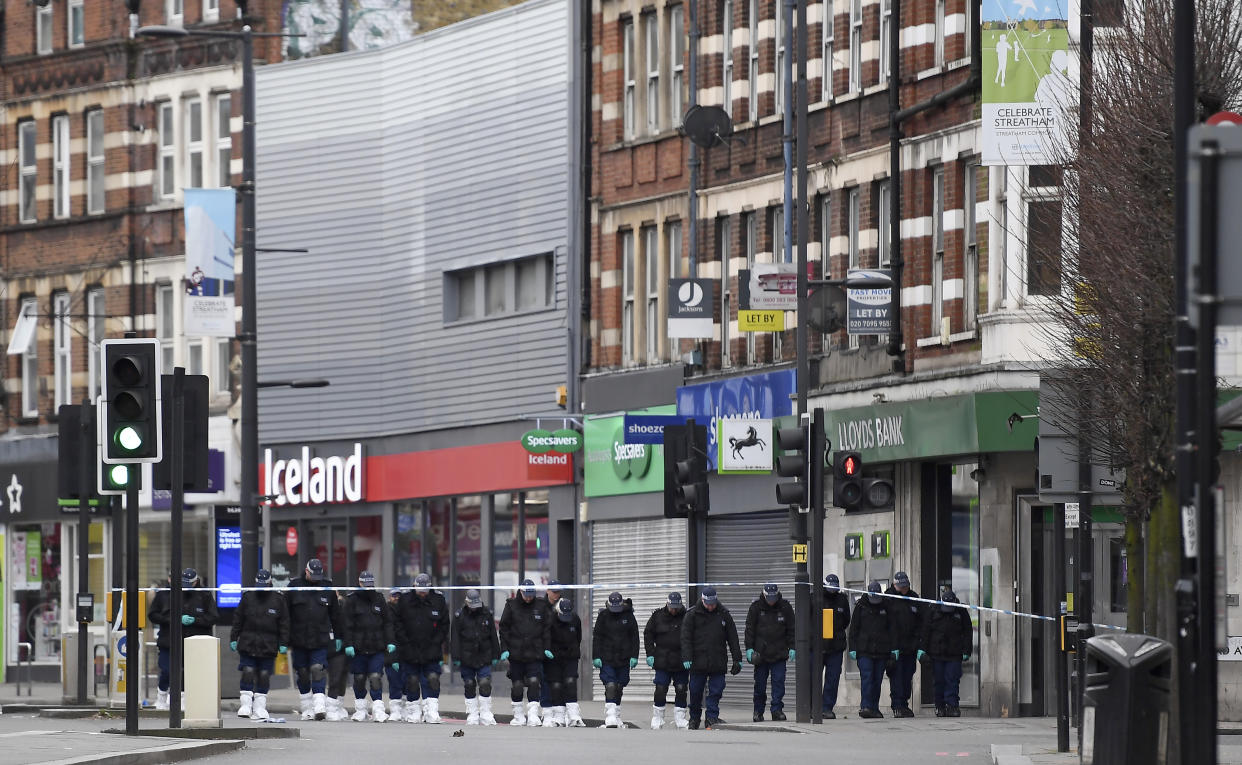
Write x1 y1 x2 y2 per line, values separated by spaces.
589 518 688 702
705 510 797 712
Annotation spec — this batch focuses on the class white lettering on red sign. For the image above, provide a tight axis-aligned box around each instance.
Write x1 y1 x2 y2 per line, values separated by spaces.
264 443 364 506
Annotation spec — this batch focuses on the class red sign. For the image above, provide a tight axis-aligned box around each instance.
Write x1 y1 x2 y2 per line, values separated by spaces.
285 527 298 557
1207 111 1242 126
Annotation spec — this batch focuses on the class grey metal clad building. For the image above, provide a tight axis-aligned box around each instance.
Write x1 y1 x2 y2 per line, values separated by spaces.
252 0 577 597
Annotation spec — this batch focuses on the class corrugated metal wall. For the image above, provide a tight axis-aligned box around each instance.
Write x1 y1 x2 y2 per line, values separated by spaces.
253 0 569 443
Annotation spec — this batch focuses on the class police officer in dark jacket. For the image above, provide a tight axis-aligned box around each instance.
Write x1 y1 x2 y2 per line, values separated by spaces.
919 589 972 717
546 597 584 727
745 583 795 722
592 591 639 727
680 586 743 730
287 559 342 720
148 568 219 711
820 574 852 719
383 588 406 722
885 571 924 717
499 579 553 726
341 571 396 722
643 592 689 730
451 588 501 726
393 573 450 723
849 580 897 718
228 569 288 720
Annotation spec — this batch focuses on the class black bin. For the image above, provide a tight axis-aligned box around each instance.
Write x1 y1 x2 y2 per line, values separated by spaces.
1080 633 1172 765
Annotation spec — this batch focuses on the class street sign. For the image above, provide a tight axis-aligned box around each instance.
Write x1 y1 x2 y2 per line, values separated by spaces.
738 310 785 332
844 533 863 560
846 268 895 335
668 278 715 338
1187 125 1242 328
1065 502 1081 529
871 530 891 559
792 543 808 563
748 264 798 310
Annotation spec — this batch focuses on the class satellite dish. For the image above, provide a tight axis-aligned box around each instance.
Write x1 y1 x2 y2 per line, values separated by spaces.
681 105 734 149
808 285 847 333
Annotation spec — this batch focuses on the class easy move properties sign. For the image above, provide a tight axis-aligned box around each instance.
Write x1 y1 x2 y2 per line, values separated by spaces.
584 405 674 497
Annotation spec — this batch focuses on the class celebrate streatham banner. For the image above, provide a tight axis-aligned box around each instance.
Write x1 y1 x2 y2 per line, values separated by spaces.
183 188 237 337
981 0 1074 165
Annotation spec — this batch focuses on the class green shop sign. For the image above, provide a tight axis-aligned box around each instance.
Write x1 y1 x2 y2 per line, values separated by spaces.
520 428 582 454
584 405 675 497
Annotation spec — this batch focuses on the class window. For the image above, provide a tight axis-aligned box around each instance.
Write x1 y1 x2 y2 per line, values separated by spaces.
69 0 85 47
205 0 220 21
623 20 636 139
19 298 39 418
748 0 759 121
186 98 204 189
935 0 946 66
188 340 204 376
932 167 945 328
744 211 757 364
877 180 891 267
447 255 556 321
963 163 979 326
167 0 184 26
87 110 105 214
53 116 70 219
484 264 507 316
213 338 231 395
721 0 734 115
772 206 786 263
622 231 635 364
1027 166 1064 297
849 0 862 92
645 14 660 132
669 5 685 126
880 0 891 82
822 0 835 100
19 121 37 223
775 0 786 114
37 4 53 55
158 102 176 199
54 293 71 410
87 288 105 401
157 284 175 372
720 217 733 368
644 226 659 361
963 0 973 58
667 220 682 280
215 95 232 188
847 188 860 269
819 195 833 347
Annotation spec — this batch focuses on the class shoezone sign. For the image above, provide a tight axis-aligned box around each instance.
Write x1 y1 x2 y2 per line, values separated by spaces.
717 418 773 474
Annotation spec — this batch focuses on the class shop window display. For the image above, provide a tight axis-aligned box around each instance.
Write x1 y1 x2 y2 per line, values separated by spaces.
8 523 62 663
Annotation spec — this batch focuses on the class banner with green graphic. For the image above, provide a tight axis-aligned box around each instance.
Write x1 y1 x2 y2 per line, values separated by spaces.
584 405 675 497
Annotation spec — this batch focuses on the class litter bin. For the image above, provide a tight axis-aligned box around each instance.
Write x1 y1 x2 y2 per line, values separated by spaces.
1080 633 1172 765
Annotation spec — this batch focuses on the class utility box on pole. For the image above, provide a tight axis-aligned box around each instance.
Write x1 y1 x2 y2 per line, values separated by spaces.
1037 375 1125 505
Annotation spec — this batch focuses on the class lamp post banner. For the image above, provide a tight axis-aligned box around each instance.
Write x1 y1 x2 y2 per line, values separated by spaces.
184 188 238 337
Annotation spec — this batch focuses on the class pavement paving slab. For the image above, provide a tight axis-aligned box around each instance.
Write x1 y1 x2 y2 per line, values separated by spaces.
0 729 244 765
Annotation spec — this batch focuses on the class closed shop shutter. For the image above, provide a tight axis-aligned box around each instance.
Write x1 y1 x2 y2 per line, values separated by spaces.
705 510 797 712
589 517 688 702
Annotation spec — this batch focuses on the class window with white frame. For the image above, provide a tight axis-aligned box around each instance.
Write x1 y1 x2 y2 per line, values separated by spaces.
880 0 891 82
205 0 220 21
935 0 946 66
186 98 204 188
775 0 785 114
819 195 833 347
53 116 70 219
37 3 53 55
964 0 973 58
53 293 71 410
158 102 176 199
645 14 660 133
215 94 232 188
157 284 175 372
167 0 184 26
772 206 786 262
1026 165 1064 297
720 216 733 368
188 340 204 376
623 20 636 139
744 211 757 363
667 220 682 280
622 230 636 364
849 0 862 92
214 337 231 395
20 121 37 223
69 0 85 47
963 163 979 327
669 5 685 126
721 0 734 115
931 166 945 329
87 287 105 401
748 0 759 121
822 0 834 100
87 110 105 214
877 180 891 267
644 226 660 362
847 188 860 269
18 298 39 417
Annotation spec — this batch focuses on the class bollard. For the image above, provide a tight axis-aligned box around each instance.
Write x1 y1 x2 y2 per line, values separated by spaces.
182 635 222 728
1080 633 1172 765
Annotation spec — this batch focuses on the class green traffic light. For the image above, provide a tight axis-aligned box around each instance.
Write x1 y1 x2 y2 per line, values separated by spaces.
109 464 130 487
115 426 144 453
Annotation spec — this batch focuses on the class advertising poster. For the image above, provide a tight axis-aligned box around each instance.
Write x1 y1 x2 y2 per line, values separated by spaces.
9 531 24 590
717 419 773 474
215 526 242 608
25 531 41 588
981 0 1073 165
183 188 237 337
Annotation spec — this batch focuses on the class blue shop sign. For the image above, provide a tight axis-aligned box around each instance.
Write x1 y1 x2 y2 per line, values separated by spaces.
621 414 687 445
676 369 796 471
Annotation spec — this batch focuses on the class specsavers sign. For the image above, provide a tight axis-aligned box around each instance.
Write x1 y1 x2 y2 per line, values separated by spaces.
584 405 675 497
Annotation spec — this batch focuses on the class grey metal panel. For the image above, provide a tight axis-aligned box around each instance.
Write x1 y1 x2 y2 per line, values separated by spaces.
254 0 570 444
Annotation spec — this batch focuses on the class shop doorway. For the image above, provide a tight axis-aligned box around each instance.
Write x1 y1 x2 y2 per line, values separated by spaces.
308 522 350 584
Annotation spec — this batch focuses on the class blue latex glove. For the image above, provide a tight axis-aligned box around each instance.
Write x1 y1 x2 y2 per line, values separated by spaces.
279 645 288 654
345 646 356 658
628 657 638 669
891 650 900 659
229 641 238 652
746 648 755 663
499 651 510 661
962 654 970 662
592 658 602 669
849 651 857 660
392 662 400 671
453 660 462 667
646 656 655 668
917 650 927 661
386 644 396 654
545 650 555 659
788 649 796 661
682 661 692 670
181 615 195 626
335 639 343 652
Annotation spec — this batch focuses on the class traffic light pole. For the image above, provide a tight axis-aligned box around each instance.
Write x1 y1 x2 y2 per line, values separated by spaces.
240 26 260 590
125 475 139 735
77 400 94 706
168 367 185 729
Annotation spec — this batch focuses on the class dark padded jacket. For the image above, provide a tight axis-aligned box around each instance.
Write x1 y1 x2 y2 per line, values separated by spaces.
229 589 290 658
393 591 451 664
148 589 219 650
643 606 686 671
885 586 926 654
498 595 551 662
820 590 852 653
286 577 341 651
849 598 897 658
550 612 583 662
340 590 395 656
592 600 640 666
680 602 742 674
744 596 795 663
451 604 500 668
921 606 973 660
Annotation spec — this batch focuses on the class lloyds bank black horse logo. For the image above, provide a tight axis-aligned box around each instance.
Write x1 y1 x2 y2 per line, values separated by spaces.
728 426 767 461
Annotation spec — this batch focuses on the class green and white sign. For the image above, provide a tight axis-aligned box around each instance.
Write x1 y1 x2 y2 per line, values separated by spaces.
520 428 582 454
584 406 674 497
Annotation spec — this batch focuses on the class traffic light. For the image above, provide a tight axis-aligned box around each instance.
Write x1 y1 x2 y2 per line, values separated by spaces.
153 374 211 491
775 421 810 508
833 451 863 511
101 338 162 464
96 395 139 495
57 404 99 506
664 422 709 517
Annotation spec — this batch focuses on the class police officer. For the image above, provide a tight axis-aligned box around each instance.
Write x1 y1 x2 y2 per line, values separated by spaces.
229 569 289 720
820 574 851 719
288 559 342 721
643 592 689 730
393 573 450 723
148 568 219 712
539 581 565 714
324 592 351 722
499 578 553 726
920 589 972 717
849 580 897 718
545 597 583 727
383 588 405 722
681 586 742 730
885 571 924 717
341 571 396 722
451 588 501 726
745 583 795 722
593 591 639 728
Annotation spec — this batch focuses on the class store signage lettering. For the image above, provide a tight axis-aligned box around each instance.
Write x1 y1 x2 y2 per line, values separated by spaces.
264 443 364 506
835 415 905 452
520 428 582 454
